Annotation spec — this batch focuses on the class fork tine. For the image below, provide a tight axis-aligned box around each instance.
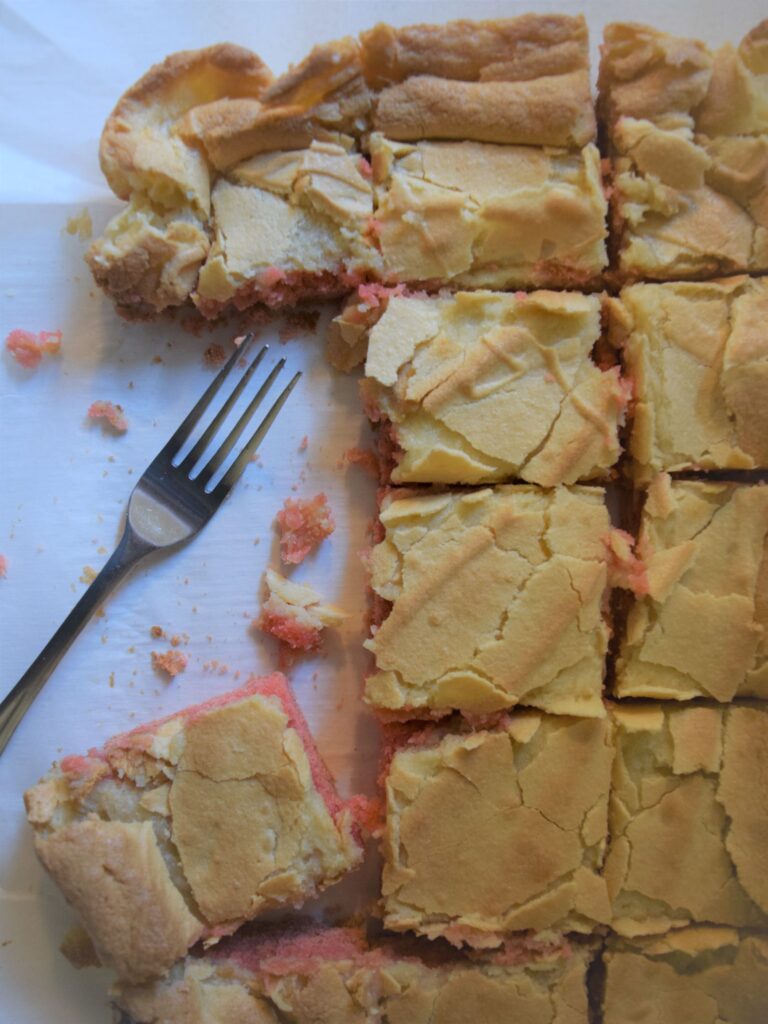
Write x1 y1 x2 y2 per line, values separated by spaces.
164 333 257 456
179 344 268 471
193 358 286 484
211 371 302 496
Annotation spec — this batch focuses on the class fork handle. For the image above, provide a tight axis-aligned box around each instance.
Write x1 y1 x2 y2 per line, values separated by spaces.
0 528 151 755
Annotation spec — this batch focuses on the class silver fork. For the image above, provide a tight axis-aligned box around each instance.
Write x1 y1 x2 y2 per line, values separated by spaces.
0 336 300 754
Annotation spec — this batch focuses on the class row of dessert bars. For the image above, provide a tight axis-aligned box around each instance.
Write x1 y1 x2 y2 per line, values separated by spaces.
86 17 768 320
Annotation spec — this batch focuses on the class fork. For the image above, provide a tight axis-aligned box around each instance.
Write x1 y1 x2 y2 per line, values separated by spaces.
0 336 300 754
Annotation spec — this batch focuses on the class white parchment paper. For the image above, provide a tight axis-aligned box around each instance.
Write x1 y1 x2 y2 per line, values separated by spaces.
0 1 762 1021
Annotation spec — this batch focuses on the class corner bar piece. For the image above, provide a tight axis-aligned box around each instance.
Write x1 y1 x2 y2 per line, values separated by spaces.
24 674 364 982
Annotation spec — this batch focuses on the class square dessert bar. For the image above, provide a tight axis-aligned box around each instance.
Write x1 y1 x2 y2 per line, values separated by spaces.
370 134 607 290
614 277 768 478
603 928 768 1024
381 714 613 945
24 674 364 982
114 923 592 1024
351 289 626 486
366 485 611 717
599 21 768 281
606 704 768 936
616 475 768 701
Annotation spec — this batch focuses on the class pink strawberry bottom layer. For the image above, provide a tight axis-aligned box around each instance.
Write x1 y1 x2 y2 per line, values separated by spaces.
60 673 365 835
213 921 574 976
193 268 367 319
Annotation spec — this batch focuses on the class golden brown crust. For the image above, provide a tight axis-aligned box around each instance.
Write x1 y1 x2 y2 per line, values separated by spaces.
101 44 273 214
34 819 202 982
607 704 768 936
604 929 768 1024
366 485 611 716
619 278 768 476
360 290 624 486
382 714 613 943
361 15 589 87
362 16 594 147
182 38 371 171
373 71 595 147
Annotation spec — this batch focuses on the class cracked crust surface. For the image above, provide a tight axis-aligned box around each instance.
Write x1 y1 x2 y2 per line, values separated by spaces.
616 476 768 701
360 290 625 486
370 134 608 290
382 714 613 944
606 704 768 936
23 676 362 981
615 277 768 477
114 929 590 1024
193 140 380 316
604 927 768 1024
361 15 595 147
599 22 768 280
366 486 610 717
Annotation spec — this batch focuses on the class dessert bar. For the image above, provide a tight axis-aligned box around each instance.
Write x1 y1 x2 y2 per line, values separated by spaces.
114 923 591 1023
616 475 767 701
381 713 613 945
352 289 625 485
606 703 768 935
366 485 611 717
24 675 364 981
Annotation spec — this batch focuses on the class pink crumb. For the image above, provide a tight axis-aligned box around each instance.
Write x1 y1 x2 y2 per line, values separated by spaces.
5 328 62 369
0 554 7 578
87 401 128 433
357 282 407 309
151 649 188 678
260 266 286 288
345 447 380 480
357 155 373 179
257 611 323 652
276 494 335 565
298 436 309 452
604 529 650 596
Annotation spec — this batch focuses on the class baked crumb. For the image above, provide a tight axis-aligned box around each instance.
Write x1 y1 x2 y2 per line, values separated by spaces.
5 328 62 369
0 554 7 578
276 494 335 565
151 649 188 678
65 209 93 241
257 569 346 652
344 446 379 479
149 625 165 639
298 435 309 452
87 401 128 433
203 342 226 368
79 566 97 585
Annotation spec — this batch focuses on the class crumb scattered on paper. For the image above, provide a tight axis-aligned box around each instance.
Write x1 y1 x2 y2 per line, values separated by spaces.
87 401 128 433
203 342 226 368
343 446 379 479
151 649 188 678
0 555 7 579
64 208 92 241
79 565 97 585
277 494 335 565
5 328 61 369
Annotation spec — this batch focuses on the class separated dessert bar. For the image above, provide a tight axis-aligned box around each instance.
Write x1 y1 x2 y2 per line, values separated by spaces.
114 923 591 1023
616 476 768 701
612 277 768 479
603 927 768 1024
606 704 768 935
366 485 611 717
599 21 768 282
350 289 625 485
381 713 613 945
24 675 364 981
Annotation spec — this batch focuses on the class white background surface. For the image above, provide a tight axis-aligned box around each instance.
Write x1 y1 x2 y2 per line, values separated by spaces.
0 1 763 1021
